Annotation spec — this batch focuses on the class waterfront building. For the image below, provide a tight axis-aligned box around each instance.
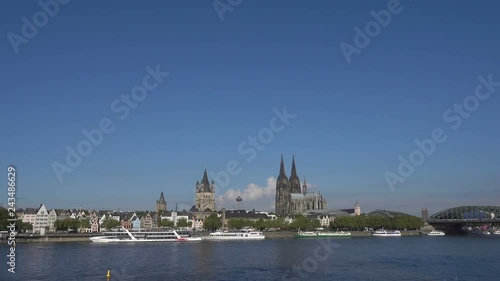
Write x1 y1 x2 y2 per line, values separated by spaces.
120 214 133 230
224 209 276 221
76 209 87 220
275 156 328 216
355 202 361 215
48 209 58 232
317 215 332 227
56 209 70 220
339 202 362 216
141 213 153 229
21 208 37 230
90 212 100 233
33 204 49 234
132 216 141 230
221 209 276 228
422 208 429 220
161 210 191 227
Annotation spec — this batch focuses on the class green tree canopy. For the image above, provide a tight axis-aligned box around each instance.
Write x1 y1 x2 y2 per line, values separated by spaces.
227 219 255 229
54 218 81 231
0 208 10 231
176 218 190 228
158 219 174 228
101 219 120 230
203 214 222 231
330 215 424 231
80 219 91 229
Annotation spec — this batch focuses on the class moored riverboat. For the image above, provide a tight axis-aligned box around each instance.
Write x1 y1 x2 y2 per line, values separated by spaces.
294 229 351 238
89 227 202 243
372 230 401 237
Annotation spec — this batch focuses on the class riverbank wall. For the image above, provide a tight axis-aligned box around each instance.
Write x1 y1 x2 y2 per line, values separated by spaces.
7 230 424 242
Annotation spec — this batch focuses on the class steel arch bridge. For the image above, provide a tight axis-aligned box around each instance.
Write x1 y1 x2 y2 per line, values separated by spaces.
429 206 500 223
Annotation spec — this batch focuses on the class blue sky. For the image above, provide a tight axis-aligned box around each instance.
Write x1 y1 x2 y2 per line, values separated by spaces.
1 0 499 216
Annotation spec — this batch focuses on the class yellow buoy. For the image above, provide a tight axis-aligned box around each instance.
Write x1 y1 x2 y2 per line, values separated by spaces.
106 269 111 279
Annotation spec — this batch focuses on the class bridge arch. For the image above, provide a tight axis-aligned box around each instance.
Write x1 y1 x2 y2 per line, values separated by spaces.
367 209 411 218
430 206 500 221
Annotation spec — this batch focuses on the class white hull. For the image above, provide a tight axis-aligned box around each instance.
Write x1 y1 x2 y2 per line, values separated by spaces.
372 230 401 237
493 231 500 235
89 236 202 243
203 236 265 241
427 231 445 236
204 230 265 241
89 227 202 243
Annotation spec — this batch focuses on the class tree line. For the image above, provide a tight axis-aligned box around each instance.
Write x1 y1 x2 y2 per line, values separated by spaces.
0 207 32 232
203 214 322 231
331 215 424 230
204 214 424 231
157 218 191 228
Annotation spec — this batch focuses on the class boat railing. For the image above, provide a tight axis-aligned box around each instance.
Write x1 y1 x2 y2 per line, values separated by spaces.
122 227 137 240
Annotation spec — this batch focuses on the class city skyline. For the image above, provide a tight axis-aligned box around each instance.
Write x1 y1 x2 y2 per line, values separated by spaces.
2 1 500 216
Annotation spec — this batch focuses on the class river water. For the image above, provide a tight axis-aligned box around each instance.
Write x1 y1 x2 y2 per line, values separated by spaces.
2 236 499 281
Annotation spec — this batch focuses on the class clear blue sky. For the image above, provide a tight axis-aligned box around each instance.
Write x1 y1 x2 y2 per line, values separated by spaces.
1 0 499 216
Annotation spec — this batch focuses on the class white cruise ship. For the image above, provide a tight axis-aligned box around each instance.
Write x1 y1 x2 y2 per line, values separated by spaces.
372 230 401 237
89 227 202 243
203 228 265 241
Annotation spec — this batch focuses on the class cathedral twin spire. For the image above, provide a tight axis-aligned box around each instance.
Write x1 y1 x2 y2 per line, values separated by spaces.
290 155 299 180
279 155 299 178
279 154 287 179
278 155 303 194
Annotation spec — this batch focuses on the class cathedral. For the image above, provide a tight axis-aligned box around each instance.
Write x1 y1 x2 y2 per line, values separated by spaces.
275 155 328 216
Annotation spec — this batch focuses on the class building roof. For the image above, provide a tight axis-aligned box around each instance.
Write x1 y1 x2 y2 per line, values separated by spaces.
157 192 166 204
224 209 272 219
339 208 355 214
198 170 213 192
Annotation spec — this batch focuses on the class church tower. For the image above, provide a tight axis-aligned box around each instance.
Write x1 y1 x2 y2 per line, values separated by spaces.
289 156 301 194
302 177 308 195
354 202 361 216
195 170 215 212
275 155 291 216
156 192 167 214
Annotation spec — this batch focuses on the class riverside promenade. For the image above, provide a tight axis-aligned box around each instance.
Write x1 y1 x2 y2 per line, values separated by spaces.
8 230 423 243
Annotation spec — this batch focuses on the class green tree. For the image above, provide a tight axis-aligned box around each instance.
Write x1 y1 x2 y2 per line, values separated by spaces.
80 219 91 229
271 217 286 230
54 218 81 231
16 221 33 232
0 208 10 231
227 219 255 229
177 218 190 228
158 219 174 228
203 214 222 231
101 219 120 230
254 219 266 230
289 215 321 230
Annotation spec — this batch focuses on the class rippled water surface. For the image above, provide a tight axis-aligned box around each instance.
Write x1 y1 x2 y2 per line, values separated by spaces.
2 236 500 280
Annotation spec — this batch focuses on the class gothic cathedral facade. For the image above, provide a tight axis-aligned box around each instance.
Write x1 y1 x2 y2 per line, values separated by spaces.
275 155 328 216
